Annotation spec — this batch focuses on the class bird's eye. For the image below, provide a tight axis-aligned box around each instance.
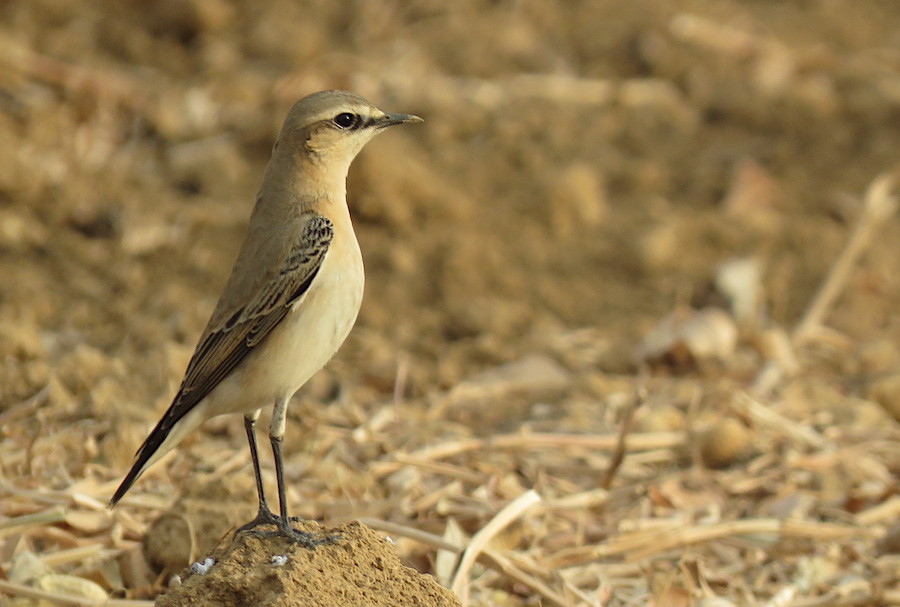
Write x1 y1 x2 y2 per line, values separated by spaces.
333 112 359 129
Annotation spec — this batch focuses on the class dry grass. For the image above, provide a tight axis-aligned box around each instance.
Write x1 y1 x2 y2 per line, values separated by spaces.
3 218 899 603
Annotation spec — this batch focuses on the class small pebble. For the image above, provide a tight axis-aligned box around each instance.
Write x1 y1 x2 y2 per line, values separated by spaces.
189 557 215 575
700 417 752 468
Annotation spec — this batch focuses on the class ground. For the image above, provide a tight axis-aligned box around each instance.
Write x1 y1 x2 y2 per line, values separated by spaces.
0 1 898 606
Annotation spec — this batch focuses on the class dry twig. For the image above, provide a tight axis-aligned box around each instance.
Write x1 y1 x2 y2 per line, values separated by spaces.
752 173 897 396
404 431 682 463
451 490 541 606
0 579 154 607
729 393 828 449
793 174 897 344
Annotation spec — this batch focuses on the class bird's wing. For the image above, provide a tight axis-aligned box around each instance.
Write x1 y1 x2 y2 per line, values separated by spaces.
176 213 334 417
110 213 333 506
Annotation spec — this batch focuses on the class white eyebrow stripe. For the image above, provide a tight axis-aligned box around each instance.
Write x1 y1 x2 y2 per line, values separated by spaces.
312 105 373 124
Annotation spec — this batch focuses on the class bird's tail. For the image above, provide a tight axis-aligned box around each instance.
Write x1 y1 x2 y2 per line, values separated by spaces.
109 404 205 507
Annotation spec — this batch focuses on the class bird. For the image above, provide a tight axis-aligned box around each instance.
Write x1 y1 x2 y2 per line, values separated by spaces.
109 90 422 545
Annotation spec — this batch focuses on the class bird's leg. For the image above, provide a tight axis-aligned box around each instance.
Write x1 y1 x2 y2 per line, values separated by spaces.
245 410 274 516
266 397 338 548
269 397 292 525
234 411 280 535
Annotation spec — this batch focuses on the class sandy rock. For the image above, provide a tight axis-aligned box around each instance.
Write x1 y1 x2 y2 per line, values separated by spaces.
156 521 460 607
144 512 197 578
143 474 257 576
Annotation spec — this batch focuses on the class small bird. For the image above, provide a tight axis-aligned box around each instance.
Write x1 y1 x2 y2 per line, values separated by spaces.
110 91 421 544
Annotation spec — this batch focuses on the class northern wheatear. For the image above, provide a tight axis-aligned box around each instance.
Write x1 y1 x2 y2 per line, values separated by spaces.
110 91 421 544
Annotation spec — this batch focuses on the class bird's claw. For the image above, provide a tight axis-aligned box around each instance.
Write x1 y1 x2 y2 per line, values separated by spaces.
246 523 341 549
278 524 341 548
234 507 282 536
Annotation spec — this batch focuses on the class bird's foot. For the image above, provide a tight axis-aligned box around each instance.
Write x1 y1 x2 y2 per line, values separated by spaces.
248 525 340 548
276 520 341 549
244 518 341 548
234 507 282 536
236 510 340 548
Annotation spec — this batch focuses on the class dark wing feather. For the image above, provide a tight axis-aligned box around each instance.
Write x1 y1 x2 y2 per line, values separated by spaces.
176 214 333 417
110 214 333 506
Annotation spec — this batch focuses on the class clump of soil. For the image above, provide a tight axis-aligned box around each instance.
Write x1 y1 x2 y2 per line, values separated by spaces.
156 522 460 607
142 474 258 577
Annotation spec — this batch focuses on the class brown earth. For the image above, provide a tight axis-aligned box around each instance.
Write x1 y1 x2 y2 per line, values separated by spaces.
0 1 899 606
155 522 460 607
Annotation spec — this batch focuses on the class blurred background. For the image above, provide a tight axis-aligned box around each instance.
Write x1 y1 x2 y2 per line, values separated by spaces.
1 1 898 604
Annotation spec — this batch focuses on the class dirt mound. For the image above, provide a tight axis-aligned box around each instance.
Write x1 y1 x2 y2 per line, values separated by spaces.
157 522 459 607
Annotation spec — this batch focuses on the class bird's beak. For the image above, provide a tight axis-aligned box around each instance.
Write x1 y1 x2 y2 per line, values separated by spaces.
374 112 423 128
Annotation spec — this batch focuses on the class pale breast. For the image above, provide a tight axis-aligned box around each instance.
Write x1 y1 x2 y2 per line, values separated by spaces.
242 228 363 401
201 219 364 417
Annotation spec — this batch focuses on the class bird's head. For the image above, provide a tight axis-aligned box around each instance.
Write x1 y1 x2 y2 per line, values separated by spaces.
277 90 422 169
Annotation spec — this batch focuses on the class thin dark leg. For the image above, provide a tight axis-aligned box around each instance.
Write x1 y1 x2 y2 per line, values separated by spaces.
271 435 290 523
234 414 280 535
246 414 271 513
242 398 339 547
269 433 339 548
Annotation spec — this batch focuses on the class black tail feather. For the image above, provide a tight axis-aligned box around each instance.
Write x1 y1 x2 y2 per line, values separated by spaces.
108 416 174 508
